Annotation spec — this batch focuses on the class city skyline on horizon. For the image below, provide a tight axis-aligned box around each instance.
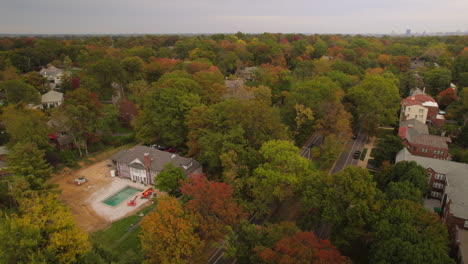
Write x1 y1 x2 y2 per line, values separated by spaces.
1 0 467 35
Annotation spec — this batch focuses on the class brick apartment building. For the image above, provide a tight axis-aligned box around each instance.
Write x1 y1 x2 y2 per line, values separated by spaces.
399 119 451 159
396 149 468 263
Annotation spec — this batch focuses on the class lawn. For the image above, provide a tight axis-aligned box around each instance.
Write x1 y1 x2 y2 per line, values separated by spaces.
360 148 368 161
89 204 155 258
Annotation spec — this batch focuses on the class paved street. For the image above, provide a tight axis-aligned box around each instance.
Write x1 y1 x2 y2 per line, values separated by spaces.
329 130 368 175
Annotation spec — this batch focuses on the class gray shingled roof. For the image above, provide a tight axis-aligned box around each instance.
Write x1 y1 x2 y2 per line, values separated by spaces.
411 134 449 149
111 145 200 174
400 119 449 149
396 148 468 219
400 119 428 135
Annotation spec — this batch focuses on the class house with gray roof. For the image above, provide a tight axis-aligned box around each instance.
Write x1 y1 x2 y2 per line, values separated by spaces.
111 145 202 185
396 148 468 251
39 64 70 90
41 90 64 109
398 119 450 159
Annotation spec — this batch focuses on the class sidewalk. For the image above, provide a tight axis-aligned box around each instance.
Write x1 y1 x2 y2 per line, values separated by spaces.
357 136 376 168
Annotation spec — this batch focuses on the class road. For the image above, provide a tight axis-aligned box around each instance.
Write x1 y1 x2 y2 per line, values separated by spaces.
329 129 368 175
299 130 325 159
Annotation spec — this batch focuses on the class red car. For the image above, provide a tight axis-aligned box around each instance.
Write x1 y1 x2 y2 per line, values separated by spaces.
167 148 178 153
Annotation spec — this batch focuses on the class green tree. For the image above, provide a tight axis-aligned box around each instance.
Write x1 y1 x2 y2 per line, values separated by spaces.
8 143 53 191
372 135 404 167
349 74 401 134
249 140 314 214
121 56 145 82
1 105 50 148
301 167 382 259
154 163 186 195
377 161 429 194
385 181 423 203
134 75 201 147
128 79 151 105
370 200 453 264
0 79 40 105
0 192 90 264
424 67 452 95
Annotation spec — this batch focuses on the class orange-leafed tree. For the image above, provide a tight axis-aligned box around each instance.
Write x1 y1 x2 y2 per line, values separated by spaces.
140 195 202 264
181 174 245 242
255 231 351 264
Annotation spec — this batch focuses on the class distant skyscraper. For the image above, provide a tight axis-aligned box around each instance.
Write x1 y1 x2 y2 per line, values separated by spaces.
406 29 411 36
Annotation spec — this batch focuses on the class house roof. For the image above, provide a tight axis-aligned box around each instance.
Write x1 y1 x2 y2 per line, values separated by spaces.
111 145 200 174
40 65 63 77
402 94 438 108
399 119 449 149
41 90 64 104
396 148 468 219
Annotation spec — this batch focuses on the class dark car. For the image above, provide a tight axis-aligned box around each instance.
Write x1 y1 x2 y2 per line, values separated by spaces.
352 134 358 139
150 144 168 151
353 150 361 159
167 148 178 153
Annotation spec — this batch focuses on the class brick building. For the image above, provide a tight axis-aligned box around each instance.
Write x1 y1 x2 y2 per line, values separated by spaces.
399 119 451 159
400 94 445 127
396 148 468 261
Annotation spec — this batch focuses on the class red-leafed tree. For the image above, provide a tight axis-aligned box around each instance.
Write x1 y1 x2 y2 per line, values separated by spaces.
438 87 459 109
118 99 139 126
181 174 245 242
255 231 351 264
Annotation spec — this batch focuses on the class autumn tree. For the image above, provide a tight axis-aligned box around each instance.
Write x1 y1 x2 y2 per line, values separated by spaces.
181 174 244 242
348 74 400 135
56 88 101 156
154 163 186 195
128 79 151 105
0 192 90 263
140 195 202 264
1 105 50 148
256 231 351 264
370 200 453 264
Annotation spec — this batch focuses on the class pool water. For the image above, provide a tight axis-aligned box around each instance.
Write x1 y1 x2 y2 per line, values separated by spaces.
102 187 143 207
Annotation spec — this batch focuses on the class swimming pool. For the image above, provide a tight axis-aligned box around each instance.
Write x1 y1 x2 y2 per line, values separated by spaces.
101 186 143 207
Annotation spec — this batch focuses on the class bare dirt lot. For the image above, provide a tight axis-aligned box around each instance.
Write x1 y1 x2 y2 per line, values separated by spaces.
51 160 114 232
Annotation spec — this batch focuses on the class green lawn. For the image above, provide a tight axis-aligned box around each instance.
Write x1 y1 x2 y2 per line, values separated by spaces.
360 148 368 161
90 204 155 258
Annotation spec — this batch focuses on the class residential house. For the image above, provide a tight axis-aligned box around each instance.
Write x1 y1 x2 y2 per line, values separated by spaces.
400 94 445 127
111 146 202 185
396 148 468 257
39 65 69 90
41 90 64 109
236 67 257 81
399 119 451 159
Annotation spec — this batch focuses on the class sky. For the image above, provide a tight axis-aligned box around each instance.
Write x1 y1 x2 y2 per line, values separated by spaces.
1 0 467 34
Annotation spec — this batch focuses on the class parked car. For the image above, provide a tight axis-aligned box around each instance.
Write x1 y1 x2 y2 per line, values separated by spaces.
167 148 178 153
353 150 361 159
352 134 358 139
150 144 168 151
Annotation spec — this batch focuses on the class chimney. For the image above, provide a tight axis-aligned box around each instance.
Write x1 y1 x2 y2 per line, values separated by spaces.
144 153 151 169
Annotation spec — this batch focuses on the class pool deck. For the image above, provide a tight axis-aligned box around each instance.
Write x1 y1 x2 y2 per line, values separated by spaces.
90 177 152 222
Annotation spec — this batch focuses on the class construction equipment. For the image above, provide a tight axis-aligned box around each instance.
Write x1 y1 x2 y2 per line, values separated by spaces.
127 195 138 206
75 177 87 186
141 188 153 199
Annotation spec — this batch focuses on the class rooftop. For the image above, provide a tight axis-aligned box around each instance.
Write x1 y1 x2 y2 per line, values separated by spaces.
111 145 200 174
402 94 438 108
399 119 449 149
396 148 468 219
41 90 64 103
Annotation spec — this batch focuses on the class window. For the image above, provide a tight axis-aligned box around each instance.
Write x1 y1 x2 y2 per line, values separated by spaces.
422 148 428 153
419 109 424 113
413 147 417 151
431 191 442 198
419 115 423 118
433 182 444 189
435 173 445 180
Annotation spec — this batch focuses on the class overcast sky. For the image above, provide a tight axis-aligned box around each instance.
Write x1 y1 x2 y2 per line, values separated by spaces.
1 0 467 34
